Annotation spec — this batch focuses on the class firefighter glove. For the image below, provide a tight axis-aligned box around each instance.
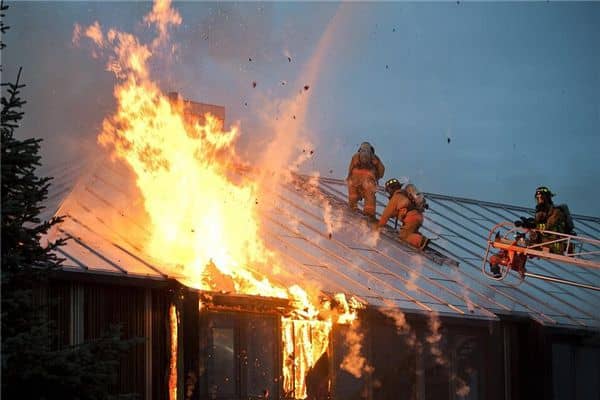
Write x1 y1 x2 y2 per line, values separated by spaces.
515 217 535 229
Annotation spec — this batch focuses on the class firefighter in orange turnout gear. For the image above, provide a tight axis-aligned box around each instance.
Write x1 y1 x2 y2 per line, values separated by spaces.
346 142 385 219
378 179 430 250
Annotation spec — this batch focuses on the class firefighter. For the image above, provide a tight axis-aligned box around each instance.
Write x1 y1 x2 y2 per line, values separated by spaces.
346 142 385 219
490 186 570 278
377 179 430 250
532 186 568 234
515 186 571 253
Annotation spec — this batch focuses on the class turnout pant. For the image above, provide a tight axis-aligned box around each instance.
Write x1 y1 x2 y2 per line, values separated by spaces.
348 172 377 218
399 210 426 248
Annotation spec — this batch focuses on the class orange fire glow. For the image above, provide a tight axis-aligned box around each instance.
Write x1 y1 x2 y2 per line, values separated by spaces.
91 1 291 300
282 293 363 398
282 318 332 399
169 304 178 400
77 1 367 398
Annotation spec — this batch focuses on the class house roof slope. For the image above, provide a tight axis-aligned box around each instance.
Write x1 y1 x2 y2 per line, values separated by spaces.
314 176 600 330
45 163 600 330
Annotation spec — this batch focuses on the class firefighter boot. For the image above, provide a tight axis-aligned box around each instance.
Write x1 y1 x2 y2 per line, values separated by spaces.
490 264 502 279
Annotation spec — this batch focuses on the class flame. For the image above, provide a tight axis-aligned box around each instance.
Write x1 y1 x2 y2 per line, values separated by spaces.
169 304 178 400
282 318 332 399
85 21 104 47
281 293 365 398
77 1 368 398
91 0 290 300
334 293 363 324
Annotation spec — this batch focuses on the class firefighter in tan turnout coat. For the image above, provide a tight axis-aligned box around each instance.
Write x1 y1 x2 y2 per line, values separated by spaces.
346 142 385 219
378 179 430 250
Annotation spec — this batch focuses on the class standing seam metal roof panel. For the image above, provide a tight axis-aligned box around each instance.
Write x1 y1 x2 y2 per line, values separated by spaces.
45 163 600 330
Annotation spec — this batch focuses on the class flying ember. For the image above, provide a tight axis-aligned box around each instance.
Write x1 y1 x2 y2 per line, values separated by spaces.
75 1 364 398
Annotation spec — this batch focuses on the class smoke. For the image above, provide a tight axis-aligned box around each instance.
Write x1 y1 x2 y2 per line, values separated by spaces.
250 3 351 199
6 0 350 216
3 3 144 179
452 268 477 314
304 172 344 238
195 3 275 66
380 299 416 347
406 256 421 292
455 376 471 397
417 206 478 313
339 319 373 378
254 88 315 186
425 312 446 367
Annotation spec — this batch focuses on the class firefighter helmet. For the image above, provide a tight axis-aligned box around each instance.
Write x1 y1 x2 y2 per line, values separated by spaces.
384 178 402 197
535 186 554 199
358 141 375 154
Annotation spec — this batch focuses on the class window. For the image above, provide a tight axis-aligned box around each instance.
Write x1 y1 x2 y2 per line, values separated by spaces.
212 327 236 397
203 312 278 399
246 317 277 398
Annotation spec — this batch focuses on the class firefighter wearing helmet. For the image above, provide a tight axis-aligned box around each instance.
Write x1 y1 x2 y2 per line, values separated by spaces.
490 185 572 278
378 179 430 250
533 187 563 230
531 186 573 251
514 186 570 236
346 142 385 219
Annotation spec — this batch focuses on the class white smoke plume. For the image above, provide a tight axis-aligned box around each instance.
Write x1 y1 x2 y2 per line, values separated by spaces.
305 172 344 238
380 299 416 347
454 375 471 397
425 312 447 367
339 319 373 378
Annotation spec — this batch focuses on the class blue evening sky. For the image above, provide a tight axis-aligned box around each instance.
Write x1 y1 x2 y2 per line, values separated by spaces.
4 1 599 216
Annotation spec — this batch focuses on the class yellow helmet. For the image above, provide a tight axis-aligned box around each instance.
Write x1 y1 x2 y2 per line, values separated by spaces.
535 186 554 199
384 178 402 197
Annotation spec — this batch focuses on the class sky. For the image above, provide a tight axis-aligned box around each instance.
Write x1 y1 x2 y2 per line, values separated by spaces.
3 1 599 217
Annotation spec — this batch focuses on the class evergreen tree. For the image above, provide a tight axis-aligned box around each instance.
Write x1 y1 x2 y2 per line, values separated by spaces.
1 3 140 398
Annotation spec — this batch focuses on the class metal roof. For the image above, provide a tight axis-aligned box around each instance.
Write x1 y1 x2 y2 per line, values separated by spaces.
46 161 600 331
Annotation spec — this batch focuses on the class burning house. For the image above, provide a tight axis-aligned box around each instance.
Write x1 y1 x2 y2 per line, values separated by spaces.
35 2 599 399
39 96 600 400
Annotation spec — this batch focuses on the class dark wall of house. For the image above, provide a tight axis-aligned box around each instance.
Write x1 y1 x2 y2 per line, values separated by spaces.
45 278 171 399
507 321 600 400
332 323 370 400
332 311 506 400
45 281 72 348
84 284 148 395
42 277 599 400
504 320 552 400
551 332 600 400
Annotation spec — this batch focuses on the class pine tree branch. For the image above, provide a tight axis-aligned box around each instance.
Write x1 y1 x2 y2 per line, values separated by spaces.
1 68 27 127
0 1 9 52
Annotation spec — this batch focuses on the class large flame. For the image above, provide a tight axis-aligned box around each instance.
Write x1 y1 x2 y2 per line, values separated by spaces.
98 81 284 295
77 1 366 398
89 1 287 298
